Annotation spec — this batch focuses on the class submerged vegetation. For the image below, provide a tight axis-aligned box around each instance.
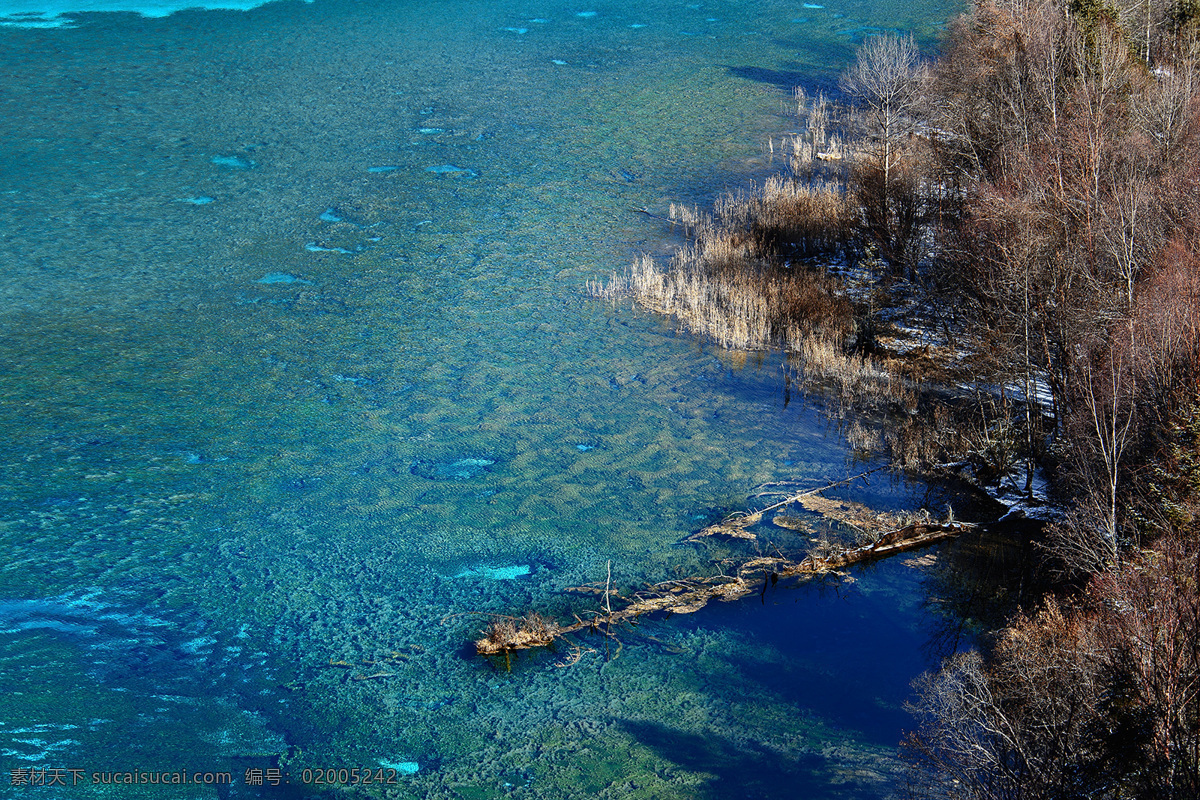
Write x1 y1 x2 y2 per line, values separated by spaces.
589 0 1200 796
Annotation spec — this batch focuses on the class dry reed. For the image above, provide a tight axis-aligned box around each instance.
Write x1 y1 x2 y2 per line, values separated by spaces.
591 246 852 353
788 87 846 179
590 172 856 348
587 89 926 437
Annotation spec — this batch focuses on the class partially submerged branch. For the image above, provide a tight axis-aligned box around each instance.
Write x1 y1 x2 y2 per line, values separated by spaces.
475 612 558 655
472 517 973 659
686 466 887 540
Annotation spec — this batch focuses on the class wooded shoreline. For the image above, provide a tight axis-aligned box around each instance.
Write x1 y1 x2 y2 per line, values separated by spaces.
589 0 1200 794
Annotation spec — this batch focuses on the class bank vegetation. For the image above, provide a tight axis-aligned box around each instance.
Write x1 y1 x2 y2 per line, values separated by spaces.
594 0 1200 795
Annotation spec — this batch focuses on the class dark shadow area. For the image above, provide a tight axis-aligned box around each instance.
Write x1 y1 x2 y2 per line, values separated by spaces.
696 568 928 745
618 719 887 800
920 516 1050 663
725 64 816 91
726 54 845 92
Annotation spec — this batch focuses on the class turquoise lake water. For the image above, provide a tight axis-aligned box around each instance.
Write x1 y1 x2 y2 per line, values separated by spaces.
0 0 965 796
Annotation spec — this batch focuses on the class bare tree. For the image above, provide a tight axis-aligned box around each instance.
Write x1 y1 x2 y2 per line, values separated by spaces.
1076 342 1137 564
841 32 924 185
841 33 930 271
1098 155 1160 313
1133 48 1200 166
1064 20 1142 254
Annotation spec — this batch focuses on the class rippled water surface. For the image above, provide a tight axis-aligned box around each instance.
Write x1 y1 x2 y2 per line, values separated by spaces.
0 0 964 796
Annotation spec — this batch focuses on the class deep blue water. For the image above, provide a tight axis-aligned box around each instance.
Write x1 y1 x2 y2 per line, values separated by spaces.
0 0 964 796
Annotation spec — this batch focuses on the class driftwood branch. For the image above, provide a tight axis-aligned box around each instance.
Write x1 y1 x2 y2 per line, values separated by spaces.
631 206 675 223
473 519 973 658
685 466 887 541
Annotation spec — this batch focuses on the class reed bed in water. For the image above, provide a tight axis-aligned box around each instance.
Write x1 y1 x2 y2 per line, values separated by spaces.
668 178 851 259
589 176 912 408
590 178 855 347
589 88 926 423
723 179 850 258
592 247 853 353
789 336 913 408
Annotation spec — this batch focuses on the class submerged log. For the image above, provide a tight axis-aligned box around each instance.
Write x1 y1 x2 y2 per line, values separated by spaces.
473 520 972 658
685 467 887 541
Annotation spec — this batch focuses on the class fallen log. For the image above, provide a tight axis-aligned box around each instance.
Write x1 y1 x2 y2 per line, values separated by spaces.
685 467 887 541
473 520 973 658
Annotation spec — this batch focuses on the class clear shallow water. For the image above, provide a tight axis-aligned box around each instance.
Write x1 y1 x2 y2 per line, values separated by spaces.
0 0 963 796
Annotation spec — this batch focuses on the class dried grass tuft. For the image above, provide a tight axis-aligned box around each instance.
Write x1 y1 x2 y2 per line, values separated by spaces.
475 612 558 656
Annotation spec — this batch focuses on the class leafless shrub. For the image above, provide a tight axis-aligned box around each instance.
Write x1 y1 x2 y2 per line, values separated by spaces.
905 598 1107 800
1042 503 1121 581
1087 539 1200 795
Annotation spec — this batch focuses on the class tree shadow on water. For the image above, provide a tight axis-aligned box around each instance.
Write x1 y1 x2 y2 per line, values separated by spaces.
616 718 892 800
724 63 840 93
725 65 813 91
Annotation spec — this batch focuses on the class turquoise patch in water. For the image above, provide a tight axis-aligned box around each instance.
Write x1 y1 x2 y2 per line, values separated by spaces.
175 196 214 205
503 27 528 33
576 444 594 451
411 457 496 480
0 1 314 28
256 272 312 284
803 3 824 7
487 565 530 580
211 155 255 169
318 208 342 222
367 165 399 173
576 10 598 17
425 164 477 178
454 564 531 580
378 760 419 775
0 16 66 28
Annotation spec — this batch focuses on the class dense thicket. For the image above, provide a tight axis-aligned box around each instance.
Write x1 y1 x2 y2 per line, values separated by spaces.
918 0 1200 542
851 1 1200 796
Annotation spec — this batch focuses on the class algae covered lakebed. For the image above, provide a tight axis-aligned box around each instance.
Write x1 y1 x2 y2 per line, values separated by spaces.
0 0 966 796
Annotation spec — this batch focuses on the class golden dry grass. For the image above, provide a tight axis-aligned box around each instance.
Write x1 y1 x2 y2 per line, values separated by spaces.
715 177 851 257
590 246 851 352
587 90 925 432
590 173 856 347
